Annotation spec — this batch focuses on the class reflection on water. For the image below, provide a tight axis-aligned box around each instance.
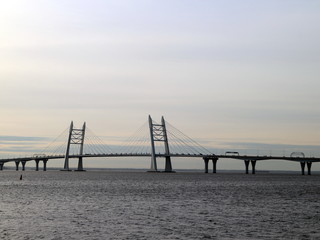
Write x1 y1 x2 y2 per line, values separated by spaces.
0 171 320 239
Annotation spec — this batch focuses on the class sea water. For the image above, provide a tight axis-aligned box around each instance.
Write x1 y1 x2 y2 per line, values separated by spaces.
0 170 319 239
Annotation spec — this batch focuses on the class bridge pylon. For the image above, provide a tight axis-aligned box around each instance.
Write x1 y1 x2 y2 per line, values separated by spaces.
62 121 86 171
148 115 174 172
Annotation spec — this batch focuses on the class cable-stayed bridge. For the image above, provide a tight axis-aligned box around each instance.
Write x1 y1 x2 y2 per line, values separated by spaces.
1 115 320 175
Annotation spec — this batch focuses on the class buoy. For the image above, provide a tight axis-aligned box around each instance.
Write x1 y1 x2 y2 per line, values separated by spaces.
20 174 22 180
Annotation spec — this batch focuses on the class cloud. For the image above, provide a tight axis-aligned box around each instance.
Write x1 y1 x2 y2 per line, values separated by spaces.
0 136 49 142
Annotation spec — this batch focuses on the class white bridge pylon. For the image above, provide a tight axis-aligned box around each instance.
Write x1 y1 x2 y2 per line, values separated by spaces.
149 115 173 172
63 121 86 171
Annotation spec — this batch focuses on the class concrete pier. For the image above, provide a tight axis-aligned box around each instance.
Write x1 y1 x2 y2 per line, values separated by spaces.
307 162 312 175
35 159 40 171
300 162 306 175
204 157 218 173
21 161 26 171
204 158 209 173
212 158 217 173
164 156 173 172
244 160 250 174
251 160 256 174
75 157 85 171
43 159 48 171
15 161 20 171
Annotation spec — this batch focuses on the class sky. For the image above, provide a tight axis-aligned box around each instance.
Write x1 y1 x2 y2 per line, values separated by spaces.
1 0 320 171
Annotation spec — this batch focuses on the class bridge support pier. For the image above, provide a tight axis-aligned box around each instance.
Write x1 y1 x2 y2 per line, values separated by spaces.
43 159 48 171
300 162 306 175
204 157 217 173
0 162 4 170
35 160 40 171
75 157 86 171
164 156 173 172
15 161 20 171
204 158 209 173
244 160 250 174
212 158 218 173
307 162 312 175
21 161 26 171
251 160 256 174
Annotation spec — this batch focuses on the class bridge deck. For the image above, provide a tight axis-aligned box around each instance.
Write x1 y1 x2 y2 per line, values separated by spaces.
1 153 320 163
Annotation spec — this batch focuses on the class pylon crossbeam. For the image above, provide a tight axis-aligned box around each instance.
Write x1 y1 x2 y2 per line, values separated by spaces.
154 134 164 138
153 136 165 141
70 129 85 144
154 129 164 132
71 134 82 138
152 125 166 141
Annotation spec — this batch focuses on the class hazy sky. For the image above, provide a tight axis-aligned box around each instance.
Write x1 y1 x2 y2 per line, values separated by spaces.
1 1 320 171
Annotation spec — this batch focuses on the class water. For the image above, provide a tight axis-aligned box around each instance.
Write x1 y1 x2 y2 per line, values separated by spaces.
1 171 320 239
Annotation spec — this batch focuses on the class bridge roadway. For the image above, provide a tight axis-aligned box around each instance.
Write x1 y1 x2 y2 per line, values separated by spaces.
0 153 320 175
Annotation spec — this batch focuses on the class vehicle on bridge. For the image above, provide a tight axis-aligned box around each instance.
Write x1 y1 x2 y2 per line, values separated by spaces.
225 151 239 156
290 152 305 158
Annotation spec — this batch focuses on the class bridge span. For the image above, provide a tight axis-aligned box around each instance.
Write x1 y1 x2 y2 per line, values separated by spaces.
1 153 319 175
1 115 319 175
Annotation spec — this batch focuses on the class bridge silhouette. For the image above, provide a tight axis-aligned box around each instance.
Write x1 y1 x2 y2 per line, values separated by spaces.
0 115 319 175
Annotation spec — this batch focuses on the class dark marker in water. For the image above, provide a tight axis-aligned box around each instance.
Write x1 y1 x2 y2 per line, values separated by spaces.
20 175 22 180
